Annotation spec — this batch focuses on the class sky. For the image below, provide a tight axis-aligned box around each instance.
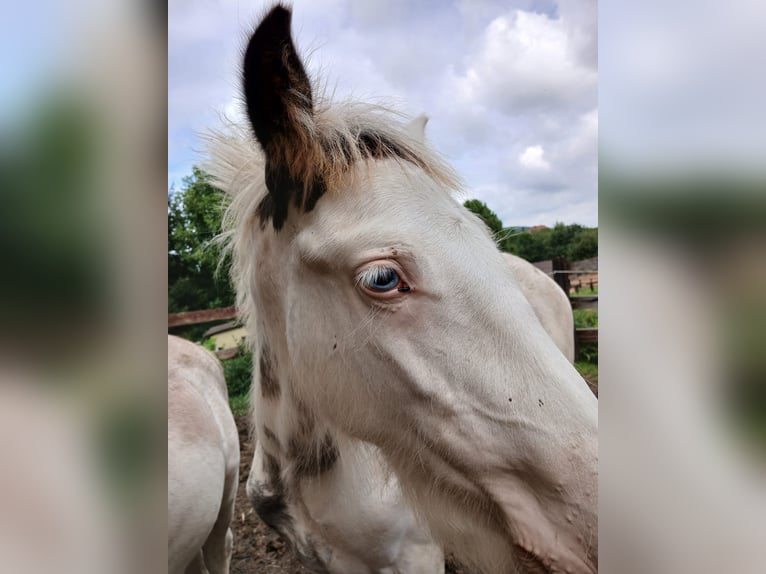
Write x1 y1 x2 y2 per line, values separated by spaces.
169 0 598 227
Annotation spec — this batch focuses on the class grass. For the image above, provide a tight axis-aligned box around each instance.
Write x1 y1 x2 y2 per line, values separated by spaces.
573 308 598 328
575 361 598 381
229 394 250 417
575 361 598 396
571 286 598 296
219 343 253 417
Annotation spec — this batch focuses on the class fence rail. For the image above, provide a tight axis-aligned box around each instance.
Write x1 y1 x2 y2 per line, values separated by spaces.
570 295 598 310
574 327 598 345
168 306 237 328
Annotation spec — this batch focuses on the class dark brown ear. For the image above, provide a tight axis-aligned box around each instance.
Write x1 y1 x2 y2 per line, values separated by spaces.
243 4 318 230
243 4 312 151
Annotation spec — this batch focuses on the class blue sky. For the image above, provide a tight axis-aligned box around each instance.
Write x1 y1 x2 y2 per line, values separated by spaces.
169 0 598 227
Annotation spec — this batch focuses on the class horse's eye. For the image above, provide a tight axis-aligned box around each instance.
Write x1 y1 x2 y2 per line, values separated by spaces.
361 267 400 292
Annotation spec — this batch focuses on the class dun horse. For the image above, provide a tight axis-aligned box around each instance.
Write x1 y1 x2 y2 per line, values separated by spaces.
210 5 597 573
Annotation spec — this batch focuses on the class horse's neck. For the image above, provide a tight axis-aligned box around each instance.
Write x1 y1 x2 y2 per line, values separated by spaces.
251 332 332 460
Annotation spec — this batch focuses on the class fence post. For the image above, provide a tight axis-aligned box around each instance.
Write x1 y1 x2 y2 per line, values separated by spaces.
552 257 570 294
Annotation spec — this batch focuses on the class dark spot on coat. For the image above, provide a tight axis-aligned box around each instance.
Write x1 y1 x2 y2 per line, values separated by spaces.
289 433 339 477
508 397 512 402
251 491 292 535
293 399 317 437
332 343 337 350
259 345 280 399
262 426 281 449
538 399 544 407
250 452 293 537
264 453 282 491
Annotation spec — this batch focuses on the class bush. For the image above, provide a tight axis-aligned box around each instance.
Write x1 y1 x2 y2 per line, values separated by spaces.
573 309 598 328
222 342 253 398
576 343 598 364
573 310 598 363
501 222 598 263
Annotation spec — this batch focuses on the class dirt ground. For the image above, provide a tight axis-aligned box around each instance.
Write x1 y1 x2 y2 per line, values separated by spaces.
231 417 312 574
230 417 471 574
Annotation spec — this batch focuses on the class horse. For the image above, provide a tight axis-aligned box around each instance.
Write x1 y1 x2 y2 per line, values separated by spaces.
209 5 597 573
503 253 575 364
210 120 575 574
168 335 240 574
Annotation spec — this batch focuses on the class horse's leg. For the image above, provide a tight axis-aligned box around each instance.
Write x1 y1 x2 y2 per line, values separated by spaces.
200 469 238 574
184 550 208 574
200 527 232 574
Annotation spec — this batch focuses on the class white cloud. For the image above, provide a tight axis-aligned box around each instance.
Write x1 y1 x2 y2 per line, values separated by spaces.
519 145 551 170
168 1 598 227
452 10 597 114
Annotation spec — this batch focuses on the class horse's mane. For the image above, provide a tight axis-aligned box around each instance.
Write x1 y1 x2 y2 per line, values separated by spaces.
205 98 463 346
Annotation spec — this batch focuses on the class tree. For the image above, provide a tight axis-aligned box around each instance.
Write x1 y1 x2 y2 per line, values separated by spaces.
567 227 598 261
547 222 584 259
502 223 597 263
512 229 551 262
463 199 503 235
168 167 234 313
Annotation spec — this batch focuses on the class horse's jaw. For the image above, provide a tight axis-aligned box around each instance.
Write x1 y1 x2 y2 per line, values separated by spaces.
370 333 598 574
483 442 599 574
385 378 598 574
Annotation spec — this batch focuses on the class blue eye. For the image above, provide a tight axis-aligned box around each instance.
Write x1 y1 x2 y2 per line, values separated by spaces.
362 267 400 291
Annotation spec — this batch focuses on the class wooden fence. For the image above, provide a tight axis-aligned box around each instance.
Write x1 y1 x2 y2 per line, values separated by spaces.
168 306 237 328
550 257 598 355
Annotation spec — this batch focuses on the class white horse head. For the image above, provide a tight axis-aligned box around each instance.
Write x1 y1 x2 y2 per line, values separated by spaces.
211 5 597 573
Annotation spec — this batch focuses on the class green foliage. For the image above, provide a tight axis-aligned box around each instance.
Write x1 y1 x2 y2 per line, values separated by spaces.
547 223 584 258
572 286 598 296
573 309 598 329
229 394 250 418
574 310 598 363
567 228 598 261
222 343 253 417
463 199 503 235
201 337 216 352
575 360 598 396
505 230 550 261
168 167 234 313
575 361 598 381
576 343 598 364
222 343 253 399
502 222 598 263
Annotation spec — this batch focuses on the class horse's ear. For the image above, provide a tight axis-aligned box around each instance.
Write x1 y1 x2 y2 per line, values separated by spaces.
243 4 319 230
243 4 313 156
405 114 429 143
